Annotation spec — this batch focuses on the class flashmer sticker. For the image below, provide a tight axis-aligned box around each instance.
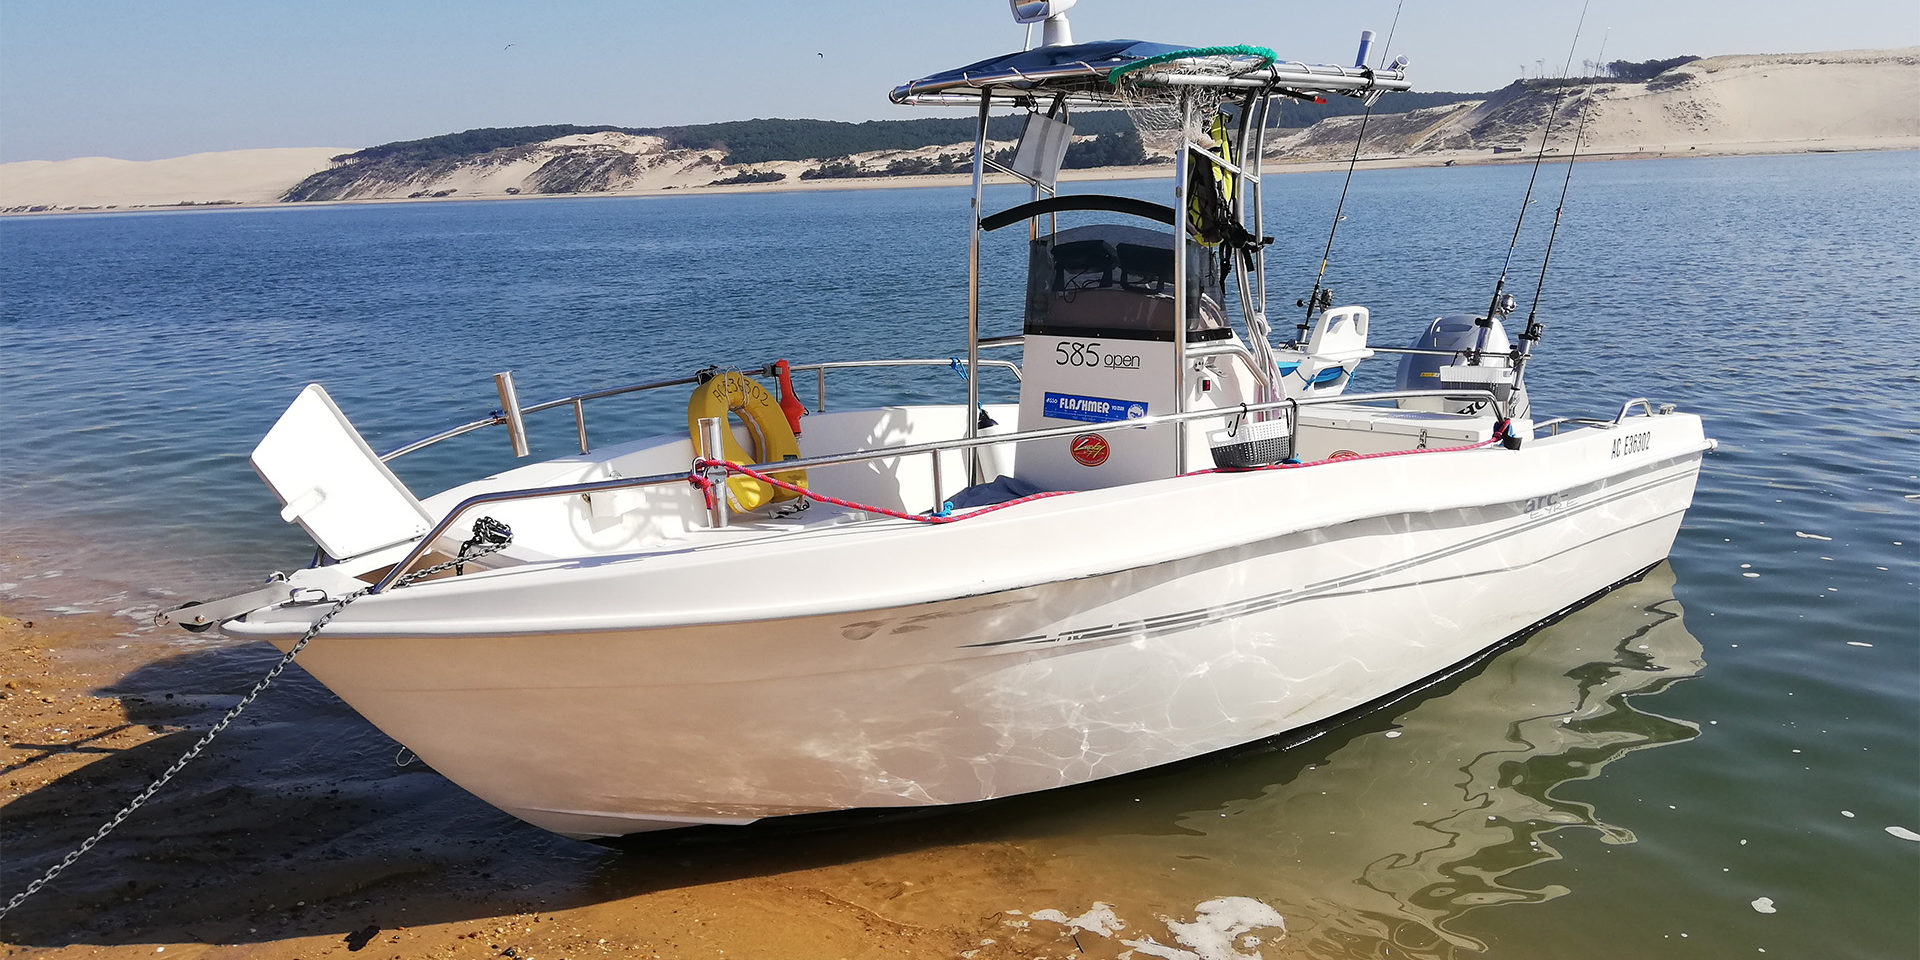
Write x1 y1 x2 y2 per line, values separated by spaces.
1043 392 1148 424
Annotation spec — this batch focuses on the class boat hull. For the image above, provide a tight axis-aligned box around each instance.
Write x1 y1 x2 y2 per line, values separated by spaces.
250 422 1708 838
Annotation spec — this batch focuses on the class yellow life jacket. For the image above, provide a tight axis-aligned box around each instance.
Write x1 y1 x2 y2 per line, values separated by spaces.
687 371 806 512
1187 112 1237 246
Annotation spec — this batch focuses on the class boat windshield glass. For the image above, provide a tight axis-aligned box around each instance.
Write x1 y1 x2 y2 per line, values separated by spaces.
1023 223 1229 342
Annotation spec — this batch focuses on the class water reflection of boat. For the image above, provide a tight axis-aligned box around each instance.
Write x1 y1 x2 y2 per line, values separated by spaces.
1028 563 1703 957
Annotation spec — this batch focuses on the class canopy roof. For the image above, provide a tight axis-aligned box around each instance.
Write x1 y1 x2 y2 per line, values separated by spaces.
890 38 1410 107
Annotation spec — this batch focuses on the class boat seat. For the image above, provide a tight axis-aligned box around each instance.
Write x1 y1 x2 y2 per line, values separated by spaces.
1276 363 1350 386
1292 305 1374 388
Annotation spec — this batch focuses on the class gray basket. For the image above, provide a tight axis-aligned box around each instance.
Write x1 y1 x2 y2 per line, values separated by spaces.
1209 418 1292 469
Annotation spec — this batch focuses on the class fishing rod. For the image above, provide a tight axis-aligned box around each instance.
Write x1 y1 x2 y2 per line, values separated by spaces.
1297 0 1406 342
1513 29 1608 390
1473 0 1589 361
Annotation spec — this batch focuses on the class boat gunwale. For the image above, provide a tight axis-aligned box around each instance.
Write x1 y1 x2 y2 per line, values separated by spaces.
362 386 1520 593
225 424 1711 641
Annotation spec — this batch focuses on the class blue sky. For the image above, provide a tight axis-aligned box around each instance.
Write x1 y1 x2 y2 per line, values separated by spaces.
2 0 1914 162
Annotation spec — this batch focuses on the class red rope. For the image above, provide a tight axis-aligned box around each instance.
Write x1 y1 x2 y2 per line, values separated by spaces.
695 421 1512 524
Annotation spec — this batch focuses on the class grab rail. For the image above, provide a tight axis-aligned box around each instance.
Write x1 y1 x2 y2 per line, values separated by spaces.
788 358 1022 413
1534 397 1668 436
1615 398 1655 423
1187 341 1276 394
1533 416 1612 436
369 386 1504 593
378 357 1023 462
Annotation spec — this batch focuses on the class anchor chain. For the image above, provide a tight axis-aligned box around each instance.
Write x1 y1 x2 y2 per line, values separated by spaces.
0 521 512 922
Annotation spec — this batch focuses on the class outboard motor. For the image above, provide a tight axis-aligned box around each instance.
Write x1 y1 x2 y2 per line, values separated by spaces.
1397 315 1529 417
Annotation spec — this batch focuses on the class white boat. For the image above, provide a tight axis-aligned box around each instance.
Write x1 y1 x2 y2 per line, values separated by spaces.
170 3 1714 839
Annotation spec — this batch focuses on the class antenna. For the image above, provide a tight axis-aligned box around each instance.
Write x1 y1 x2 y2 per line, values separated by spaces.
1473 0 1588 361
1009 0 1076 46
1514 29 1608 389
1297 0 1406 341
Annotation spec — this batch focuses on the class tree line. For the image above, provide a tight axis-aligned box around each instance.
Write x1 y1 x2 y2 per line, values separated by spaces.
329 113 1147 169
317 88 1510 185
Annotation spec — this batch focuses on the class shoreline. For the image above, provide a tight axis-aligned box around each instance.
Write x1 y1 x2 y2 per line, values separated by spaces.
0 596 1081 958
5 137 1915 219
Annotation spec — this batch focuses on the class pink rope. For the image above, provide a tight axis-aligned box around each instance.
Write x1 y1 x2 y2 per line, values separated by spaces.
696 460 1074 524
1185 434 1503 477
694 421 1512 523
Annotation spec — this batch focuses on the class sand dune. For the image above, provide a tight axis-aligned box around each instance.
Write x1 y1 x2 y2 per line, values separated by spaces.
274 129 1011 203
1272 47 1920 162
0 147 349 212
3 47 1915 215
1582 48 1920 148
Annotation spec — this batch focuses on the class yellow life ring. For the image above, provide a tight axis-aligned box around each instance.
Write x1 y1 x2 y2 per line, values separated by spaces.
687 371 807 512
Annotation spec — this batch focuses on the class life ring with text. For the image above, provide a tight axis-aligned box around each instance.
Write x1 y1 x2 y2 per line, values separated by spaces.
687 371 807 512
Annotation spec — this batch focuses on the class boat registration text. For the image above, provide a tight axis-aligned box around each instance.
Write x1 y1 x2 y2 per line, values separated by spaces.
1611 431 1652 458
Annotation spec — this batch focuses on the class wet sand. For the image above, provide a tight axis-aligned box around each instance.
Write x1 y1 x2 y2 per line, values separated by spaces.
0 604 1170 959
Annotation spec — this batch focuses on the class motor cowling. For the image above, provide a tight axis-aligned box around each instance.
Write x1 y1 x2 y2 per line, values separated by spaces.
1396 315 1529 417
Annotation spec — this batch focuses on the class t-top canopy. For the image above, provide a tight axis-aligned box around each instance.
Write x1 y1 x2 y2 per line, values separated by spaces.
890 38 1410 107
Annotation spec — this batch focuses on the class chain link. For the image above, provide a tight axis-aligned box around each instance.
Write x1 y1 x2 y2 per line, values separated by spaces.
0 529 509 922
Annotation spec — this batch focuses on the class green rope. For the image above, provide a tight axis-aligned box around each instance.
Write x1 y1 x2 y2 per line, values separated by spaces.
1105 45 1278 84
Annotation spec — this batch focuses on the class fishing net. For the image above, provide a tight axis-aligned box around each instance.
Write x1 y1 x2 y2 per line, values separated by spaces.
1106 45 1276 150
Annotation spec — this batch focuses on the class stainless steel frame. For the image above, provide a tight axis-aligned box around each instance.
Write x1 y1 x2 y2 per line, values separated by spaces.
797 358 1022 413
1171 94 1192 475
369 386 1509 593
890 61 1410 106
965 95 991 483
362 54 1455 595
378 358 1023 462
940 51 1411 492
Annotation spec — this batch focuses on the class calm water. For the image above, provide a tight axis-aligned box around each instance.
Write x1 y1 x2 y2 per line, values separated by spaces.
2 152 1915 957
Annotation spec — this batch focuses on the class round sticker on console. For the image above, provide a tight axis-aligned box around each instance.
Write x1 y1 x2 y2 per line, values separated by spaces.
1070 433 1111 467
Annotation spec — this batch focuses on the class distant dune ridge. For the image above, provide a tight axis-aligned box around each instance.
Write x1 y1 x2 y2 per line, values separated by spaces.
1271 47 1920 159
3 47 1915 214
0 147 349 212
276 131 885 203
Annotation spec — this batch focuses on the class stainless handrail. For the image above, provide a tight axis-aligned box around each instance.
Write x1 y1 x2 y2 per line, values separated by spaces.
1616 398 1655 423
378 358 1023 461
788 358 1022 413
1533 415 1615 436
1367 345 1475 358
370 386 1504 593
379 371 707 461
1187 341 1276 394
1528 403 1651 437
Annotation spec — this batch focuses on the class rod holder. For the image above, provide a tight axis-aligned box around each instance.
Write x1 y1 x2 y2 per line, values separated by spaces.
696 416 729 528
494 372 531 458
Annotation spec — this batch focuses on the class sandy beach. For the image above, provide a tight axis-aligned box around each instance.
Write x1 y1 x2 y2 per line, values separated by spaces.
0 600 1164 959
